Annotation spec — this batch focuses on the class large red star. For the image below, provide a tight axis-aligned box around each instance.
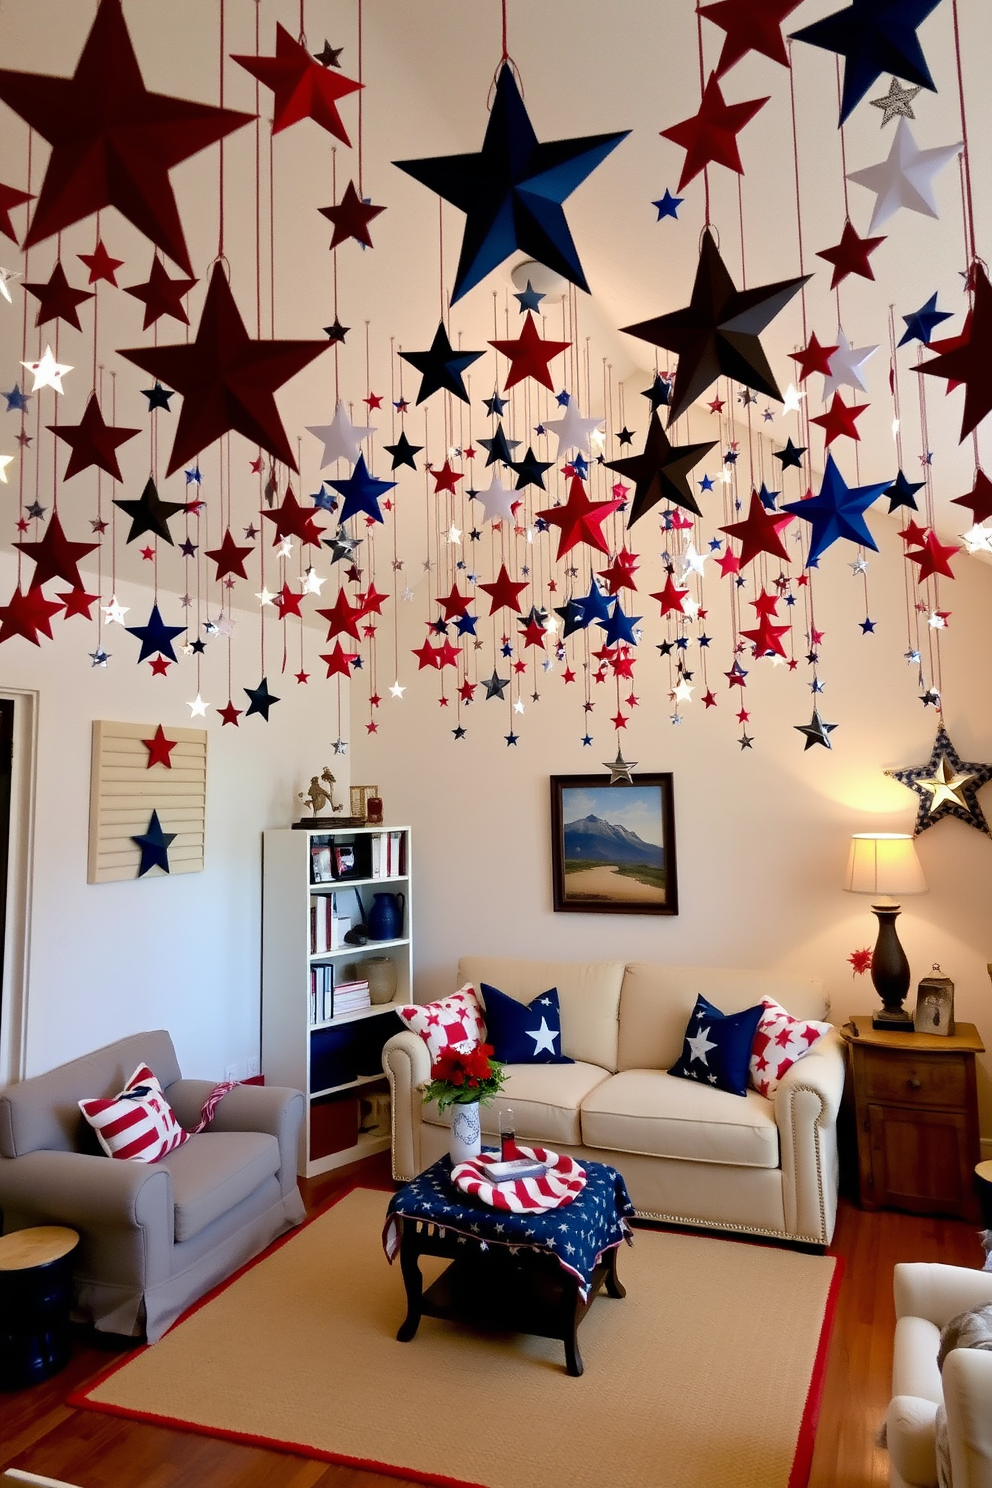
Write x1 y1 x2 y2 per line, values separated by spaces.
57 587 99 620
319 179 385 249
436 584 472 620
951 469 992 523
698 0 803 75
232 23 362 143
660 72 769 192
478 563 528 616
262 488 326 547
317 589 363 641
0 180 33 242
816 220 886 290
0 585 63 645
78 238 124 285
205 528 254 582
915 263 992 440
741 615 791 658
650 575 691 617
142 724 177 769
0 0 254 275
124 257 197 330
320 641 358 677
536 476 625 560
720 489 793 567
810 392 868 446
14 511 99 590
273 582 304 619
905 531 960 582
789 332 839 383
49 392 140 481
430 460 463 495
23 261 94 330
119 262 328 475
489 313 570 392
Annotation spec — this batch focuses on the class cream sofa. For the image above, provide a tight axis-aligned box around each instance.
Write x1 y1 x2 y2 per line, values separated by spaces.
886 1263 992 1488
383 956 845 1246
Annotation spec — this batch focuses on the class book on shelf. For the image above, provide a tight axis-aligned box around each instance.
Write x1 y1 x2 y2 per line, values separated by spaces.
310 894 334 955
308 964 335 1025
333 977 370 1014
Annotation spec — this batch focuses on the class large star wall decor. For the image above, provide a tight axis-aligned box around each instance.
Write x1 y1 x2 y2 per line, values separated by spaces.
119 262 328 475
621 229 809 424
132 809 176 876
394 62 629 302
886 724 992 836
0 0 253 274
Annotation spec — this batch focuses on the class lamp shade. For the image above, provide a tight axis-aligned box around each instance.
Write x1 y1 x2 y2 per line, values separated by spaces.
843 833 928 897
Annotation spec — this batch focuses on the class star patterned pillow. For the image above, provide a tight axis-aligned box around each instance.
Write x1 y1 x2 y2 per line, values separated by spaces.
749 998 832 1100
478 983 574 1065
397 984 486 1063
667 994 764 1097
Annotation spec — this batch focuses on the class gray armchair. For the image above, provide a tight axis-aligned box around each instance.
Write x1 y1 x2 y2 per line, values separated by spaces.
0 1030 304 1342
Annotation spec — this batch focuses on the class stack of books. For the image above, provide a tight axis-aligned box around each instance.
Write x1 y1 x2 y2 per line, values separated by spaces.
369 830 406 879
309 964 335 1025
333 978 371 1015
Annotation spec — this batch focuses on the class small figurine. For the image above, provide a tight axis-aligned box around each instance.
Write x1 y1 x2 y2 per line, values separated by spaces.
298 768 343 819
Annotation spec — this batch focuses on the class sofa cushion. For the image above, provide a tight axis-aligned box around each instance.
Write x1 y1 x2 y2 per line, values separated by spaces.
159 1130 281 1242
422 1061 611 1148
580 1069 780 1168
479 983 574 1065
398 986 486 1062
749 999 832 1100
459 957 625 1071
616 963 830 1072
667 995 764 1097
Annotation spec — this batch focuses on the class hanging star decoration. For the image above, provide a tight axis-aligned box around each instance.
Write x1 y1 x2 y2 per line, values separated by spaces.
0 180 33 242
606 412 716 524
383 429 423 471
886 724 992 836
536 475 624 560
23 261 94 330
870 75 922 124
399 321 485 404
622 228 808 424
205 528 254 582
604 748 637 784
394 62 628 303
124 257 197 329
125 603 185 663
847 118 961 234
232 22 361 143
698 0 803 74
884 469 925 513
0 0 253 274
113 477 188 544
660 71 769 191
489 313 570 392
952 469 992 524
119 261 327 475
720 488 794 567
132 809 176 876
915 263 992 441
0 585 64 645
794 708 837 750
13 511 99 589
816 219 886 288
652 189 682 220
319 179 385 249
21 345 71 393
326 454 396 524
78 238 124 285
790 0 943 125
307 400 374 467
899 291 952 345
783 454 889 565
50 391 139 480
541 400 604 458
244 677 280 721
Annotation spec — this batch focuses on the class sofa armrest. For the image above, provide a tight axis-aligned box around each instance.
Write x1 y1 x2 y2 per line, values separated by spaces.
773 1029 845 1244
166 1079 304 1200
382 1030 431 1181
895 1264 992 1328
886 1394 939 1487
0 1149 174 1285
943 1348 992 1488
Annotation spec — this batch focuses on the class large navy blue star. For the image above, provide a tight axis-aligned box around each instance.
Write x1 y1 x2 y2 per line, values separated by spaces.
790 0 942 125
126 603 185 662
782 454 889 565
132 809 176 877
399 321 485 404
327 453 396 524
244 676 280 720
597 600 641 647
899 291 952 346
394 64 629 303
883 468 924 513
510 446 554 491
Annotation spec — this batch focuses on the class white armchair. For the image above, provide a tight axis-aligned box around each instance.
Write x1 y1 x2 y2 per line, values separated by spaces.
887 1262 992 1488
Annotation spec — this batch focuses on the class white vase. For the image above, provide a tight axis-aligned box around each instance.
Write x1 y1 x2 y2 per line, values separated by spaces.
449 1101 481 1165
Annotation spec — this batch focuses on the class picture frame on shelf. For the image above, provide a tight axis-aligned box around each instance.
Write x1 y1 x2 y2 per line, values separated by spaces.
332 843 357 879
310 845 333 884
550 774 678 916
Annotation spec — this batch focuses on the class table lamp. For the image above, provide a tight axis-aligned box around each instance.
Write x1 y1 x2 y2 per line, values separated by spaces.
843 833 928 1029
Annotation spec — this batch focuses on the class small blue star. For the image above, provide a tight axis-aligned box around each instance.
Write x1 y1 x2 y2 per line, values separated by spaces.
708 536 722 550
652 188 683 220
555 389 570 407
184 466 202 485
514 279 544 313
698 474 714 492
483 391 508 417
899 292 952 347
698 634 711 647
3 384 30 413
505 732 519 746
860 617 876 633
581 734 593 746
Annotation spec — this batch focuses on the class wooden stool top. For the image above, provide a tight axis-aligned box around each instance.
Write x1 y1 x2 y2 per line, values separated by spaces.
0 1226 78 1271
976 1160 992 1183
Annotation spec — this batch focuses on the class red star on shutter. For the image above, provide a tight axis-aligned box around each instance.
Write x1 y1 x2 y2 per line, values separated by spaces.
14 512 99 590
24 262 95 330
789 332 840 383
0 180 33 242
489 313 570 392
205 529 254 582
49 392 140 481
810 392 868 446
317 589 363 640
430 460 463 495
815 220 886 289
319 179 384 249
0 0 253 275
905 531 960 582
320 641 358 677
915 263 992 440
262 488 326 546
698 0 803 75
436 584 472 620
0 585 64 645
231 23 362 143
536 475 624 560
478 564 528 616
142 724 177 769
720 490 793 567
660 72 769 192
119 262 328 476
273 582 304 618
78 238 124 285
124 257 197 330
649 575 691 616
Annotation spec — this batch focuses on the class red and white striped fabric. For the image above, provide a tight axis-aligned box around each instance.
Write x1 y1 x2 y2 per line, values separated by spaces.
79 1063 189 1163
451 1146 587 1214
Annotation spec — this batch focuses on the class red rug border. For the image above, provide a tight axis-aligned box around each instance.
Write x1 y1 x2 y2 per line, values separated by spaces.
69 1189 842 1488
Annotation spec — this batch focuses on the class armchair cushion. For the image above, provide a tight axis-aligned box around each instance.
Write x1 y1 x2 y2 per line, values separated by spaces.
161 1131 280 1242
79 1063 189 1162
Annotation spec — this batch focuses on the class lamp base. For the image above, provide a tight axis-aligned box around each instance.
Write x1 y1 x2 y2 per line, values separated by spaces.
869 903 914 1031
871 1007 915 1031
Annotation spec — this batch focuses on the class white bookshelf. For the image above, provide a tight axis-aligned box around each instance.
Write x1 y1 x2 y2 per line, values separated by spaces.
261 824 412 1176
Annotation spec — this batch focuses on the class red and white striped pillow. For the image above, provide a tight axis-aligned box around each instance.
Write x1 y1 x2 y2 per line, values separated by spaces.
79 1062 189 1162
397 984 486 1062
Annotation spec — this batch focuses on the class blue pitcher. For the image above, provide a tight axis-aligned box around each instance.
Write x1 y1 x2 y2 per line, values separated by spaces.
368 891 404 941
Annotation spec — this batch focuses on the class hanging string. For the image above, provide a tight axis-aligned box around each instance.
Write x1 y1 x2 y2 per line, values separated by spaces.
785 42 809 345
950 0 977 271
299 0 306 44
438 198 445 323
695 5 711 226
217 0 226 262
501 0 508 61
254 0 262 338
357 0 364 196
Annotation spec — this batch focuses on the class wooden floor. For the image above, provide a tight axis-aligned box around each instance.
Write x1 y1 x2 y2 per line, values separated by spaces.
1 1154 985 1488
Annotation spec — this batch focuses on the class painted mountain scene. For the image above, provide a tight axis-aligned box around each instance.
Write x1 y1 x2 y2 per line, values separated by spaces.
561 785 667 905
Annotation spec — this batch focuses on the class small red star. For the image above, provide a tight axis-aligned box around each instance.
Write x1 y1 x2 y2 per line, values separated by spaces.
513 659 528 675
148 656 171 676
458 680 476 702
789 332 840 383
140 546 155 561
357 584 389 616
0 585 63 644
24 261 94 330
317 588 363 640
611 711 629 730
363 391 383 410
489 313 570 392
231 23 362 143
249 456 265 474
78 238 124 285
478 563 528 616
273 582 304 618
263 488 326 546
519 618 547 649
905 531 959 582
295 670 309 685
124 257 197 329
56 587 99 619
707 397 725 413
737 708 750 723
650 574 690 617
320 641 359 677
811 393 868 447
816 220 886 289
205 528 254 582
702 690 718 707
898 518 928 545
430 459 463 495
562 667 576 684
48 391 140 481
366 720 379 733
369 692 381 708
142 723 177 769
661 71 769 191
219 699 242 726
319 180 385 249
436 584 472 620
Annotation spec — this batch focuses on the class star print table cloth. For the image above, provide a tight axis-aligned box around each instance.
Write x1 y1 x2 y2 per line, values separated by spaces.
383 1154 635 1299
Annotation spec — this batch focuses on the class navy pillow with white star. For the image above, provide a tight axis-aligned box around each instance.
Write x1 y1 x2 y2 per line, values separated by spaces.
479 983 574 1065
667 993 764 1097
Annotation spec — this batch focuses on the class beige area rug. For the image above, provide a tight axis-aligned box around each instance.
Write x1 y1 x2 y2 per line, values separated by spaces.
75 1186 840 1488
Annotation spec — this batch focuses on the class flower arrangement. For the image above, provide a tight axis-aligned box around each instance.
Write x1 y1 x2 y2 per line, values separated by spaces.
422 1042 507 1112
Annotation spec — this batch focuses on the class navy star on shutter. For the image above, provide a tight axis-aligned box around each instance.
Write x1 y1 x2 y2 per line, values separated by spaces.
132 809 176 876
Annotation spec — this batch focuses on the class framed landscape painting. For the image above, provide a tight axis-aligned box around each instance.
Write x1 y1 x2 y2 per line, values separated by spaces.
550 775 678 916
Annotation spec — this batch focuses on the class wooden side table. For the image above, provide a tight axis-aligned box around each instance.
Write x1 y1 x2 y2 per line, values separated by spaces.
0 1225 79 1390
840 1017 985 1221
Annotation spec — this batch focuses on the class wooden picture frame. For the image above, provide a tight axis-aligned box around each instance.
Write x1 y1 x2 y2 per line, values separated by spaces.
550 774 678 915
